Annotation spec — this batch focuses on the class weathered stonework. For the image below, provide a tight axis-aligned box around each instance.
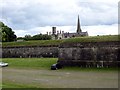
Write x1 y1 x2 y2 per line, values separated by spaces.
2 45 58 58
2 41 120 67
58 41 120 67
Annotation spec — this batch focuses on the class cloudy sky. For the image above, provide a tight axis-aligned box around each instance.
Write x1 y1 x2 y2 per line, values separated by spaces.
0 0 119 37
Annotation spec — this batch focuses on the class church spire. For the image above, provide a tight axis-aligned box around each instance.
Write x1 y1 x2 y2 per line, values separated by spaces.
76 15 82 34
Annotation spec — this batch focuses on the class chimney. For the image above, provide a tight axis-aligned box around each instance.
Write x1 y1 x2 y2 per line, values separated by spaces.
62 31 64 34
52 27 56 35
68 32 69 35
49 32 51 35
47 32 48 35
57 30 59 34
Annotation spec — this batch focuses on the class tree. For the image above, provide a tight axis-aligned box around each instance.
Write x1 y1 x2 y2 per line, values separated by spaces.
24 35 32 41
0 21 17 42
24 33 52 41
32 34 51 40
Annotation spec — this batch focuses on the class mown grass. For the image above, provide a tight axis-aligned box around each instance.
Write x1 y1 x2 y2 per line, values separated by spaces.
62 66 119 72
2 58 57 69
2 58 58 89
2 58 119 88
63 35 119 43
3 81 50 89
2 82 53 89
2 82 35 88
2 39 62 47
2 35 119 47
2 82 49 89
2 58 119 71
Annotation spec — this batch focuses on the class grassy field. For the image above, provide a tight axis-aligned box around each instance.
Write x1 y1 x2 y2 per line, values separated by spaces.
2 81 36 88
2 35 119 47
2 58 57 88
2 58 57 69
2 58 118 71
2 58 118 88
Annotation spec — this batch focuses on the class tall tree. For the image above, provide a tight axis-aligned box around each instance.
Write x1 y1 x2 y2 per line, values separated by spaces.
0 21 17 42
24 34 51 40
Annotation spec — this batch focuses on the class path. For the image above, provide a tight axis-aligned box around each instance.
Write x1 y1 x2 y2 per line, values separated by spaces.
2 67 118 88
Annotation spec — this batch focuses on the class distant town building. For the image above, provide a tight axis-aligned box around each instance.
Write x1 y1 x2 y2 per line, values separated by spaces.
47 15 88 40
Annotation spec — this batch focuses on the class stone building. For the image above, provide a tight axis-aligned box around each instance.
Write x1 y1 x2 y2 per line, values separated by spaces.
48 15 88 40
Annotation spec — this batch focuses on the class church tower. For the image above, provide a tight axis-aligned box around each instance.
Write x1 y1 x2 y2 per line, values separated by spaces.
76 15 82 34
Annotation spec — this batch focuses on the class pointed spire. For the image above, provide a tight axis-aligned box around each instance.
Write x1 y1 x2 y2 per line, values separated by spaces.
76 15 82 34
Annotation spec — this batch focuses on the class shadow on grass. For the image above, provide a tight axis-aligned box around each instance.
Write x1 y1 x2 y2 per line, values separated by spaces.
60 66 119 72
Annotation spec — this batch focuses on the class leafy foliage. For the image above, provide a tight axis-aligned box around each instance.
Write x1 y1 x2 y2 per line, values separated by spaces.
22 34 51 41
24 35 32 40
0 21 17 42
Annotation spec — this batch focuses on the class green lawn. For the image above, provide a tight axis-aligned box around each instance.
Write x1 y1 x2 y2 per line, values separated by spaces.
63 35 119 43
2 82 35 88
2 39 62 47
2 58 118 71
2 58 58 89
2 58 58 69
2 58 118 89
62 66 119 72
2 35 119 47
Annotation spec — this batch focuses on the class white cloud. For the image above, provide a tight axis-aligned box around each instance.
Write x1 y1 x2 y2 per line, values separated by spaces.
15 24 118 37
77 0 119 3
0 0 118 37
14 30 29 37
82 24 118 36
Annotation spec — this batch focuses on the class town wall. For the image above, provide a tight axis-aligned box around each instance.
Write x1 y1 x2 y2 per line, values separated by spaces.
2 45 58 58
2 41 120 67
58 41 120 67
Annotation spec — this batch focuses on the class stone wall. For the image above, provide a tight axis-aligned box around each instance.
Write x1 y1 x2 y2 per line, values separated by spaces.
2 41 120 67
2 45 58 58
58 41 120 67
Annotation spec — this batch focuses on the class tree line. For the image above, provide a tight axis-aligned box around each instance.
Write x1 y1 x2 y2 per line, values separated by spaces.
0 21 17 42
21 34 51 41
0 21 52 42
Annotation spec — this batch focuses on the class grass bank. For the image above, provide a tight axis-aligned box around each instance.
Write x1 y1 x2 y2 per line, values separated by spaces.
2 58 118 71
2 58 118 88
2 81 36 88
2 35 119 47
2 58 57 69
62 66 119 72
